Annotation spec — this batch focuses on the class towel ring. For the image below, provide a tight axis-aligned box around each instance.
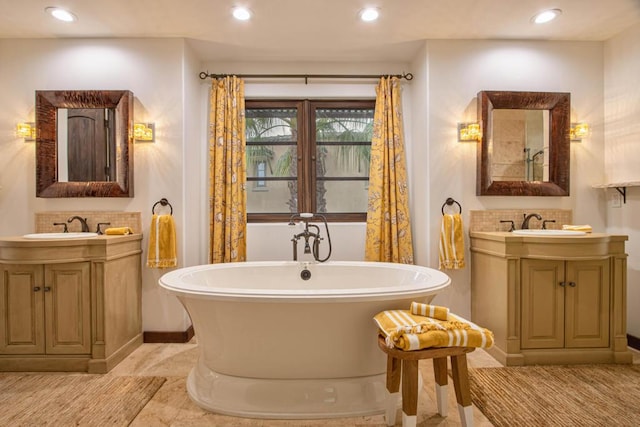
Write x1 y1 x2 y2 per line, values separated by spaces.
152 198 173 215
441 197 462 215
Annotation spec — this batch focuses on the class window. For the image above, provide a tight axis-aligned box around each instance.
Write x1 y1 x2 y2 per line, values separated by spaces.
246 100 375 222
255 161 267 188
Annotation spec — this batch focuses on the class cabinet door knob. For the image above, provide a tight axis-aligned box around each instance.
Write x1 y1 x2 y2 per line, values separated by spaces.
44 286 51 292
33 286 41 292
559 281 566 287
569 282 577 287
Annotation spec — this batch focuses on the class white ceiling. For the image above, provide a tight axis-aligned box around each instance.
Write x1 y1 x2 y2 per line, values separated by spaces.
1 0 639 61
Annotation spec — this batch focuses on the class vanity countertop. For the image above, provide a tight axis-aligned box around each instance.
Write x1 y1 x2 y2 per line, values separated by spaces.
0 233 141 245
469 231 627 259
0 234 143 263
470 231 627 241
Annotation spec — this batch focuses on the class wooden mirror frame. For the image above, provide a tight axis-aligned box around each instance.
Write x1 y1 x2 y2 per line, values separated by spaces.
35 90 134 197
476 90 570 196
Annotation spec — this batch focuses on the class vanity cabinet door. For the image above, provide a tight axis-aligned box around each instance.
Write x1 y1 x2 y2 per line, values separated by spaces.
44 262 91 355
564 259 610 348
0 262 90 355
0 264 45 354
521 259 565 349
521 258 610 350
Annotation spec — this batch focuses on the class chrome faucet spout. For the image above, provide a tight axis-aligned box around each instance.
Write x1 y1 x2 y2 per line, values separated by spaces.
521 213 542 230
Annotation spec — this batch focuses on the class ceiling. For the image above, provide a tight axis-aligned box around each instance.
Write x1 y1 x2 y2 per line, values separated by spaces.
1 0 639 62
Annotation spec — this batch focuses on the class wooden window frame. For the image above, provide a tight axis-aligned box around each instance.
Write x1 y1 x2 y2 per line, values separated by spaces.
246 99 374 223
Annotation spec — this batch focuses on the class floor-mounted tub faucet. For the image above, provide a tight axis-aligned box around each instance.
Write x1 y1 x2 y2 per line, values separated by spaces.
289 213 332 262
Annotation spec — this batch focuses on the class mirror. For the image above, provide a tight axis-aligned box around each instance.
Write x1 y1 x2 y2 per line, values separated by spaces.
477 91 570 196
36 90 134 197
57 108 117 182
491 109 550 182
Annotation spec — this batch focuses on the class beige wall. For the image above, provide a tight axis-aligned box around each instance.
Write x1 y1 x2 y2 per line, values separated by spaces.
409 39 607 318
604 22 640 337
0 38 195 332
1 36 636 337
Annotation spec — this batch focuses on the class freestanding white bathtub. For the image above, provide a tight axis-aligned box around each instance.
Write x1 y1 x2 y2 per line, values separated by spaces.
159 260 450 419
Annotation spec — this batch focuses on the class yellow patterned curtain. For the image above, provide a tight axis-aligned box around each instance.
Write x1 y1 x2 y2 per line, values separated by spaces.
365 77 414 264
209 76 247 263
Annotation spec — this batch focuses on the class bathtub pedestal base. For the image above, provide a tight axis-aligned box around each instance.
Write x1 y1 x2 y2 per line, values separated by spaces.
187 364 390 419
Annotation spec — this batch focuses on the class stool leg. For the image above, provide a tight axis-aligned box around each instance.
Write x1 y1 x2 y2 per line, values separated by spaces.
385 355 401 426
401 359 418 427
450 353 474 427
432 357 448 417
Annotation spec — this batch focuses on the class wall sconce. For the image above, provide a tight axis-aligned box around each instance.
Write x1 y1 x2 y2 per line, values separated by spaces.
570 122 589 142
134 123 155 142
16 122 36 141
457 122 481 142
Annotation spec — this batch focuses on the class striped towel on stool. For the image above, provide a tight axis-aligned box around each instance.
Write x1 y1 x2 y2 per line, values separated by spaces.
374 302 494 351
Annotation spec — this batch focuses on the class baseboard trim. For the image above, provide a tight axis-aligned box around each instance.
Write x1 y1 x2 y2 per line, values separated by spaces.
143 325 194 343
628 334 640 351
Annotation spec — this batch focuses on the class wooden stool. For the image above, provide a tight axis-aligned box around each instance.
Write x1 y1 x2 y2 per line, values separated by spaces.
377 335 475 427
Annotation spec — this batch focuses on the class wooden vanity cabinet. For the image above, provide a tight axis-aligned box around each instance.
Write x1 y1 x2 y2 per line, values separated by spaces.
0 262 91 355
0 235 142 373
470 232 631 366
520 258 610 350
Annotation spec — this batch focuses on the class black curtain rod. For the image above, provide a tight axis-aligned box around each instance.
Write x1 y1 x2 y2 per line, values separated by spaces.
198 71 413 83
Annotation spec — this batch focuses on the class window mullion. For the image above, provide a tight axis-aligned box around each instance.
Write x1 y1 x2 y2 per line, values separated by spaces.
300 100 314 214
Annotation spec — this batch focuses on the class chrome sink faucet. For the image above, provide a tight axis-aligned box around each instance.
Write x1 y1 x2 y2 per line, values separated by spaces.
521 213 542 230
67 216 90 232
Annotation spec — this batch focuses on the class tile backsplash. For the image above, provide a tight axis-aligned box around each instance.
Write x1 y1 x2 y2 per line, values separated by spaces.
35 211 142 234
469 209 572 232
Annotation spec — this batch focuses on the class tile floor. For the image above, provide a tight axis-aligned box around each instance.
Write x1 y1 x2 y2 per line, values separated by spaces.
113 340 497 426
105 340 638 426
3 338 635 426
107 339 640 427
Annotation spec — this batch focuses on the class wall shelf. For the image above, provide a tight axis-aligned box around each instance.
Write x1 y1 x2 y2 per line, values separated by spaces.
592 181 640 204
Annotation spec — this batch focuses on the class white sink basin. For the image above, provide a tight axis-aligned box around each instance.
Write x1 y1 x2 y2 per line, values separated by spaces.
23 232 99 239
512 229 587 236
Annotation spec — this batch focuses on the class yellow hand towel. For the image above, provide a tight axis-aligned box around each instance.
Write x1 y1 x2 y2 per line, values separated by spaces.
147 214 177 268
410 302 449 320
562 224 593 233
373 305 494 351
439 213 465 269
104 227 133 235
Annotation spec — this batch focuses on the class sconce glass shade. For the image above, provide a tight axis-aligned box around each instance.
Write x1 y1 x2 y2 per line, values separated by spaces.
16 122 36 141
458 122 481 142
570 122 589 141
134 123 155 142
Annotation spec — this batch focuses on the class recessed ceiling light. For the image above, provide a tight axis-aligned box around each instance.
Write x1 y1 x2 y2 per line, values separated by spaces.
232 6 252 21
359 8 380 22
532 8 562 24
45 7 78 22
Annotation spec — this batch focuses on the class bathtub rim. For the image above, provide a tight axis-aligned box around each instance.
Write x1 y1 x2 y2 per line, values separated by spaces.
159 260 451 303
